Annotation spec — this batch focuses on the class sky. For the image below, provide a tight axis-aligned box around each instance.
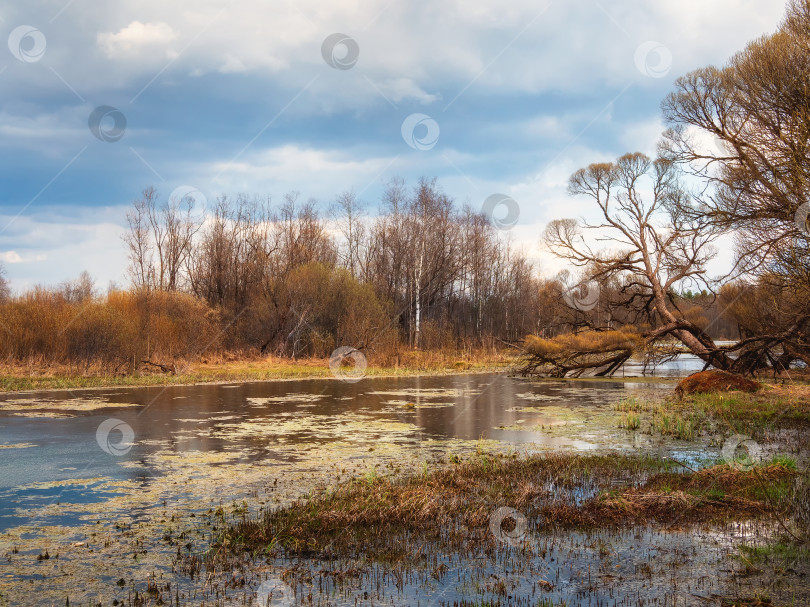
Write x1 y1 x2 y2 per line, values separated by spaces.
0 0 787 291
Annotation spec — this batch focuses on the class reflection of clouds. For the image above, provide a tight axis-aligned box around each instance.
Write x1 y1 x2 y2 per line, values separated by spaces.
3 371 763 604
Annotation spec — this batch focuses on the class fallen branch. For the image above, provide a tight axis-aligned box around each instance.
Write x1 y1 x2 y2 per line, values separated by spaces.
140 359 176 374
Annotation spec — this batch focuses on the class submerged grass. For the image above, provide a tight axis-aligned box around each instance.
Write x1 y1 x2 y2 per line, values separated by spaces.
208 451 800 567
739 539 810 567
616 382 810 440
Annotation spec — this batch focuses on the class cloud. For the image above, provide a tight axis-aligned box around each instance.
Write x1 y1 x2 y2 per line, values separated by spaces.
205 144 400 200
0 0 790 287
97 21 177 59
0 251 23 264
0 211 129 291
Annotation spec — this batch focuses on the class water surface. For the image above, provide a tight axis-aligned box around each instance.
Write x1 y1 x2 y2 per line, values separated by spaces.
0 370 758 605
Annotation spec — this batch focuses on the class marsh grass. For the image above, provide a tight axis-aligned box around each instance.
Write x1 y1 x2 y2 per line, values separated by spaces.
652 407 698 440
0 352 514 393
206 452 798 570
739 540 810 566
615 383 810 442
612 397 652 413
618 412 641 430
683 386 810 430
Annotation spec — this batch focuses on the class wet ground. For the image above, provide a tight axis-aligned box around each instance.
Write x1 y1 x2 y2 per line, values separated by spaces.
0 365 805 605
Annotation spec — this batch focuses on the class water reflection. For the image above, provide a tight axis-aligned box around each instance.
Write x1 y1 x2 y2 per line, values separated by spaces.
0 373 696 533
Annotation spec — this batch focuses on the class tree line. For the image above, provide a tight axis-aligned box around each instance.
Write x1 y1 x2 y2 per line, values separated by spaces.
4 1 806 376
0 178 565 370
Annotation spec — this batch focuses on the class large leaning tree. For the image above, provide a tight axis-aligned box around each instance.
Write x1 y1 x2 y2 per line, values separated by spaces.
522 152 750 377
659 0 810 369
522 0 810 377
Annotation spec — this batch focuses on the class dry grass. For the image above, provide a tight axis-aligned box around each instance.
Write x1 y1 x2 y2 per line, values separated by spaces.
0 289 220 371
0 350 515 392
210 451 799 565
523 329 643 358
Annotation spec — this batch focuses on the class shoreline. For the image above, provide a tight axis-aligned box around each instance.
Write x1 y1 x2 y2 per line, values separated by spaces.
0 364 684 396
0 359 517 395
0 355 703 396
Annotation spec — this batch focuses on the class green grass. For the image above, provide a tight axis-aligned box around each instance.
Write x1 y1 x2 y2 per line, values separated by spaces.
615 383 810 442
683 390 810 431
618 412 641 430
739 540 810 567
769 455 798 470
652 407 697 440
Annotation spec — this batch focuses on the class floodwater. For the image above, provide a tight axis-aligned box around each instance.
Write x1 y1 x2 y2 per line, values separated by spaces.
0 363 800 605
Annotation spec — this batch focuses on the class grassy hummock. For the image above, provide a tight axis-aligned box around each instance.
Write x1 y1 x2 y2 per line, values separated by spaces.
210 451 804 565
614 382 810 440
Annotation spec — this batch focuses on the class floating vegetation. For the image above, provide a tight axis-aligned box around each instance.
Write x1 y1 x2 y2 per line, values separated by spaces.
1 375 808 605
514 392 562 402
368 388 479 399
383 399 454 409
246 394 327 406
0 397 141 418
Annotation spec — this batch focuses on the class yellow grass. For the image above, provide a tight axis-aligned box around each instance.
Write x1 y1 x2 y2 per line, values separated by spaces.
0 351 516 393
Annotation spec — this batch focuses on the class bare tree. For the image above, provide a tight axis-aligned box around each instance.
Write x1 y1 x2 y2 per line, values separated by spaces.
331 190 366 279
123 187 201 291
0 262 10 301
159 190 201 291
538 152 735 375
661 0 810 281
60 271 95 303
660 0 810 370
123 187 156 289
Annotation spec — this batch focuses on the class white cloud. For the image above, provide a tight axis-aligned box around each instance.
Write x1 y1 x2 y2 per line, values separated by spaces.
3 0 786 103
97 21 177 59
0 210 129 291
0 251 23 264
205 144 401 200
